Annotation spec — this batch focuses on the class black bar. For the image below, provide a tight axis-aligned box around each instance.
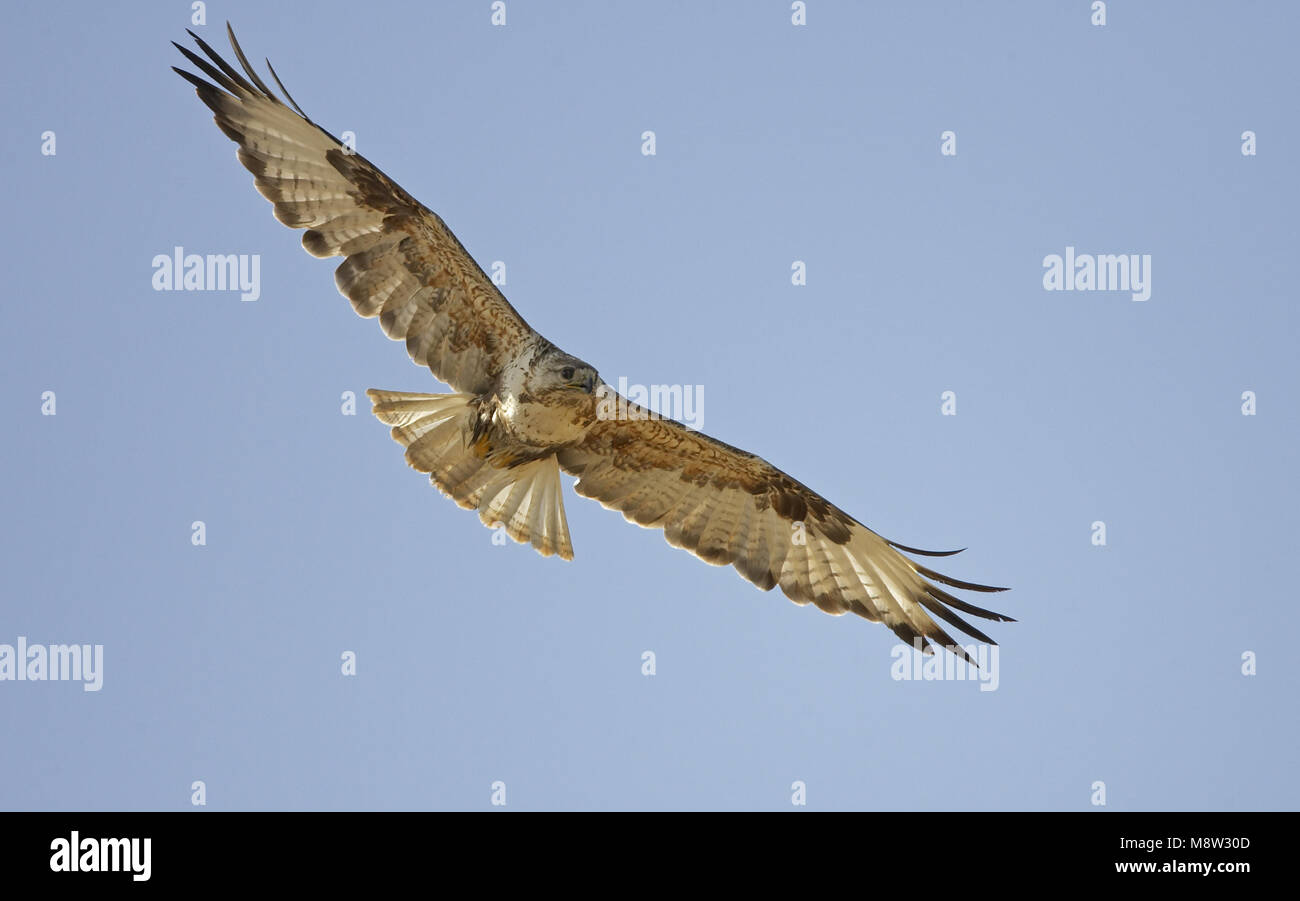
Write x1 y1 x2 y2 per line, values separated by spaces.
0 811 1283 886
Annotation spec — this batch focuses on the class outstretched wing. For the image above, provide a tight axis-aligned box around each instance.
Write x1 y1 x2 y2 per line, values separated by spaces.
557 397 1013 663
173 25 534 395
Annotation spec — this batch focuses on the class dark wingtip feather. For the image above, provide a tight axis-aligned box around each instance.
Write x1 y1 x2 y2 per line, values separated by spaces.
914 561 1009 594
918 595 997 646
186 26 258 97
912 634 980 668
265 56 310 119
926 583 1015 623
171 65 211 92
949 643 980 668
889 621 929 654
172 67 231 119
888 540 966 557
927 624 972 664
224 22 278 99
173 42 244 96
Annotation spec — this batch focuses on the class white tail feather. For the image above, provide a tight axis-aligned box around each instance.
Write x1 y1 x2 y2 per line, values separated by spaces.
366 389 574 559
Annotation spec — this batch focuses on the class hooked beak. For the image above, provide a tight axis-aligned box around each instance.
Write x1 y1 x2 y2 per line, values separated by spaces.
582 373 596 394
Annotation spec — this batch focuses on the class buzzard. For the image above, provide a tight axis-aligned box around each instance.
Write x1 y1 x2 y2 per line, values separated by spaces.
173 26 1012 662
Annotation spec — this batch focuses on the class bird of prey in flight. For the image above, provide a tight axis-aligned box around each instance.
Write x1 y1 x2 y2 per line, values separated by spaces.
173 25 1012 663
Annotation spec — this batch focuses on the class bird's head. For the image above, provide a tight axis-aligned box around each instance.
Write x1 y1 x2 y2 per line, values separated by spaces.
530 349 599 399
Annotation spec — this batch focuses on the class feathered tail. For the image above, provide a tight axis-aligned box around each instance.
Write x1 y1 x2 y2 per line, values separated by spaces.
367 389 574 560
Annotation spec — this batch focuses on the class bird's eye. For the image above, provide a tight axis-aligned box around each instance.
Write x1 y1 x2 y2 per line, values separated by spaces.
561 367 575 380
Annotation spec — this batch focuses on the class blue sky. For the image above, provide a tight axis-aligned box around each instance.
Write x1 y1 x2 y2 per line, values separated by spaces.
1 1 1296 810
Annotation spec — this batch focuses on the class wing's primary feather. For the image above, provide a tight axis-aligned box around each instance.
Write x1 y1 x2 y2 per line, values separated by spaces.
557 395 1013 663
173 24 535 395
